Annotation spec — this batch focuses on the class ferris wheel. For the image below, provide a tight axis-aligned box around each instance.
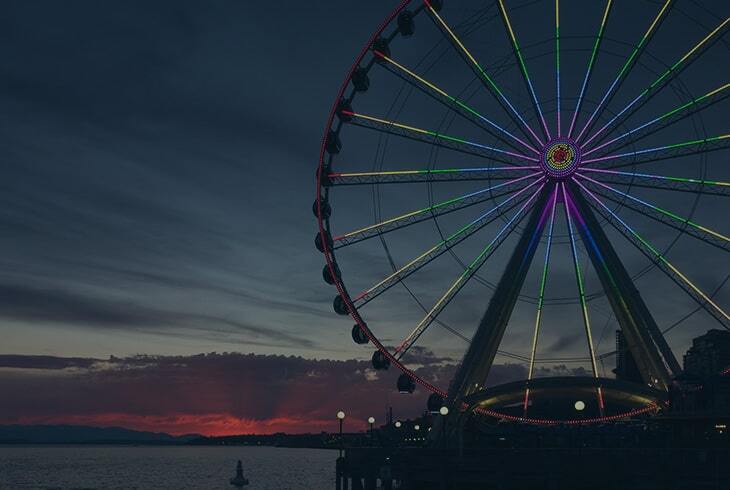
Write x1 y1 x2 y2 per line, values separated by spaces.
314 0 729 424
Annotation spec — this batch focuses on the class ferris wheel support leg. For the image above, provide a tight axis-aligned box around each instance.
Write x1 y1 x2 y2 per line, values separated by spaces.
567 184 682 386
444 189 552 410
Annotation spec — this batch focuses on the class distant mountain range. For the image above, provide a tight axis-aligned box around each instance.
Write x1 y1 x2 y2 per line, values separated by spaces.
0 425 200 444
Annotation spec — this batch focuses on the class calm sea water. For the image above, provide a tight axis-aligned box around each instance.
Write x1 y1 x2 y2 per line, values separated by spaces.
0 445 336 490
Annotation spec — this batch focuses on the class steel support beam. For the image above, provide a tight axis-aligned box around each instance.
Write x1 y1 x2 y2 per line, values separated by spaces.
567 183 681 389
446 189 551 405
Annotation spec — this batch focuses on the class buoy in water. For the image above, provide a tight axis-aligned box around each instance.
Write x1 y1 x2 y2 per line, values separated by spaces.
230 460 249 487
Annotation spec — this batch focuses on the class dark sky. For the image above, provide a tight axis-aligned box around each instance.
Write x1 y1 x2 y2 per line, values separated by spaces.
0 1 395 359
0 0 727 433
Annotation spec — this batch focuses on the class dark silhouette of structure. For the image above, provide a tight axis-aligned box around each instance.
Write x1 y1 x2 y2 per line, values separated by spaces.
613 330 642 383
336 329 730 488
683 329 730 378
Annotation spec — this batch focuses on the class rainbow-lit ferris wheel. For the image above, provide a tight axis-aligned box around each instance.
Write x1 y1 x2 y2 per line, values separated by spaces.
315 0 729 424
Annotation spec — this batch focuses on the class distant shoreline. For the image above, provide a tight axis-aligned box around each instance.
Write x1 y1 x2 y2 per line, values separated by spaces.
0 424 343 449
0 443 334 448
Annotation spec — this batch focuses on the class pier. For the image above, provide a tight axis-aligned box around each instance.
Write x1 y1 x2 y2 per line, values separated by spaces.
336 446 730 489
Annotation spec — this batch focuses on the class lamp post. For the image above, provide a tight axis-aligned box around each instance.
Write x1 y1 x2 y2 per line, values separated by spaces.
439 406 449 450
337 411 345 458
394 420 402 446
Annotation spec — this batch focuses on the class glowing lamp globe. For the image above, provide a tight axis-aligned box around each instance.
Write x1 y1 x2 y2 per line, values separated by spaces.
368 416 375 424
439 406 449 416
574 401 586 411
394 421 402 428
337 410 346 420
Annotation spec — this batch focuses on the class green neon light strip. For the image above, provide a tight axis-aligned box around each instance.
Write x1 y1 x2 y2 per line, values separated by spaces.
575 0 673 143
328 165 539 179
498 0 551 139
576 173 729 243
582 17 730 148
395 183 545 356
342 110 539 162
374 51 540 154
573 178 730 322
581 134 730 165
354 178 545 302
562 183 604 410
524 185 559 413
334 172 540 240
583 83 730 156
579 168 730 188
562 183 601 379
424 0 545 146
567 0 613 138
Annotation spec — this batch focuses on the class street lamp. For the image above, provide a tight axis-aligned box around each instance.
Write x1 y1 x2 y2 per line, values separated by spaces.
439 406 449 450
414 425 420 431
336 411 345 457
368 416 375 434
394 420 402 428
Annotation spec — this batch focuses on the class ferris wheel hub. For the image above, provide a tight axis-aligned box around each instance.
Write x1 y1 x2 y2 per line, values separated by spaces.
541 138 581 179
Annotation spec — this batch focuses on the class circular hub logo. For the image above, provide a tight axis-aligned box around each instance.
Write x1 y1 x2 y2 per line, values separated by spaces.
541 139 580 179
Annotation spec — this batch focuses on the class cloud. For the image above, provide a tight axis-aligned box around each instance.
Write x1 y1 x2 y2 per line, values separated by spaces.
0 283 316 349
0 352 599 436
0 352 430 435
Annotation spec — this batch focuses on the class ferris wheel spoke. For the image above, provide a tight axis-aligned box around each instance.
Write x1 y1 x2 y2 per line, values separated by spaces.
374 50 540 155
562 182 605 413
582 83 730 158
352 178 546 308
342 110 539 165
424 0 545 147
524 184 559 415
567 0 612 139
497 0 552 140
576 173 730 251
573 177 730 329
575 0 673 144
581 18 730 150
583 187 729 253
394 184 547 359
580 134 730 168
555 0 561 137
661 276 730 336
325 165 540 186
579 168 730 197
333 172 542 248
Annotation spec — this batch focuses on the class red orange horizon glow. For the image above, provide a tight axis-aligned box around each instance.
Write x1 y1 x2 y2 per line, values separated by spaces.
11 413 361 437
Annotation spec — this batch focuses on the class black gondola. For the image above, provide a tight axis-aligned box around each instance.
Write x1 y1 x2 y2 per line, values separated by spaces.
397 373 416 394
372 350 390 370
352 324 369 344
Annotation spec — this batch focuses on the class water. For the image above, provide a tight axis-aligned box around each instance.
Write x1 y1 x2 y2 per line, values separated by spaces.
0 445 336 490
